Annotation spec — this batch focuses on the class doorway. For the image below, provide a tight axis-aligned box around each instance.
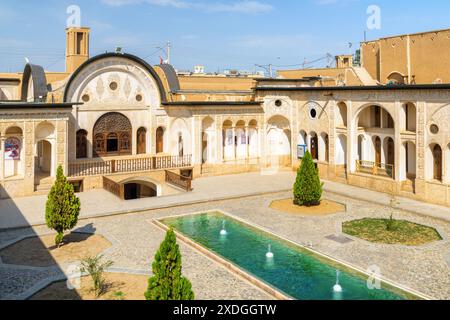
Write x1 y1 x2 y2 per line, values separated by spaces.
374 137 381 165
156 127 164 154
36 140 52 177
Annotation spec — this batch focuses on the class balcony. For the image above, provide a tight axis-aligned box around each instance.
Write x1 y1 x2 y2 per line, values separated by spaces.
356 160 395 179
68 154 192 177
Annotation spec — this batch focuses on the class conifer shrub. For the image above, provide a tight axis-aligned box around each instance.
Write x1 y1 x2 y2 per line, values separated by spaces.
293 151 323 206
145 228 194 300
45 165 81 246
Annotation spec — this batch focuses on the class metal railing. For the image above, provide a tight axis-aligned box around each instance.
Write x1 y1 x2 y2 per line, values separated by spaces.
356 160 395 179
68 154 192 177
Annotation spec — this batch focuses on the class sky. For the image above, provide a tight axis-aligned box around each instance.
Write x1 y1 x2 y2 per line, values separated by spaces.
0 0 449 73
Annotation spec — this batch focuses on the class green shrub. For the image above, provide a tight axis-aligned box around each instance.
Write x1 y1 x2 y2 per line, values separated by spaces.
145 228 194 300
45 165 81 245
80 254 114 298
293 151 323 206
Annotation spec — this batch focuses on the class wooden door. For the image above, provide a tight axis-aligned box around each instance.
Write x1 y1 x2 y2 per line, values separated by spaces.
156 127 164 154
311 136 318 160
375 137 381 164
137 128 146 154
433 145 442 181
76 130 87 159
387 139 395 166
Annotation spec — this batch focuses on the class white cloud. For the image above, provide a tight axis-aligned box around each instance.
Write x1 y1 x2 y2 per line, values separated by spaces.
314 0 357 5
101 0 273 14
101 0 191 8
204 1 273 14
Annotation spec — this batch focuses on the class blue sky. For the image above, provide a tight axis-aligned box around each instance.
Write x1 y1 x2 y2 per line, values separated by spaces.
0 0 449 73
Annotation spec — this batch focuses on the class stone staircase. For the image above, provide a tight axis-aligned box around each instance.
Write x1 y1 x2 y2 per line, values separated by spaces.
34 175 54 195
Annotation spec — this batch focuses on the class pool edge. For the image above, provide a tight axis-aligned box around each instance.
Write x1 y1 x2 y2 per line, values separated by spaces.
153 209 434 301
151 218 293 301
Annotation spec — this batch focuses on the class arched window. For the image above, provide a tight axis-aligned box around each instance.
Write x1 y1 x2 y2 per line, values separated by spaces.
137 127 147 154
156 127 165 154
310 132 318 160
433 145 443 181
76 130 88 159
93 112 132 157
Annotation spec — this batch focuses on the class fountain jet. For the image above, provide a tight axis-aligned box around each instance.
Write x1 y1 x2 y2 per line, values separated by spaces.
333 270 343 293
220 221 228 236
266 244 274 259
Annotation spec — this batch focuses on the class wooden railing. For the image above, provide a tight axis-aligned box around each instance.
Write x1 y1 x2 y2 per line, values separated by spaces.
103 176 125 199
165 170 193 192
69 155 192 177
356 160 395 179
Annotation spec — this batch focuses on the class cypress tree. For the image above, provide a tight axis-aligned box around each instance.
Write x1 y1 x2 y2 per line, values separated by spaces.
145 228 194 300
293 151 323 206
45 165 81 245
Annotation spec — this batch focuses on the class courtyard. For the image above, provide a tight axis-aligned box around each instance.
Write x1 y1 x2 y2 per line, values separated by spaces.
0 172 450 300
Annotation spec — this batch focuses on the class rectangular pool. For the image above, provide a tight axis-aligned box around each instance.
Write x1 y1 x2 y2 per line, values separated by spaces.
161 212 420 300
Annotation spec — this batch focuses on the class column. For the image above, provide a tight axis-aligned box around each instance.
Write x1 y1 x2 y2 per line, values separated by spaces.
232 127 236 160
0 136 4 180
348 101 356 173
394 101 402 181
245 126 250 159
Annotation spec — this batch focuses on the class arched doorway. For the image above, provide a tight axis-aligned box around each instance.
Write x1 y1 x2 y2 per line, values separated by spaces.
36 140 52 176
433 144 443 181
248 120 258 158
337 102 347 127
35 122 55 178
76 129 88 159
401 141 416 181
384 137 395 178
202 132 208 164
374 136 382 165
235 120 246 159
170 118 191 157
357 135 365 161
267 116 291 167
310 132 318 160
202 117 215 164
93 112 132 157
384 137 395 166
156 127 165 154
335 135 347 166
222 120 234 160
319 133 329 163
137 127 147 155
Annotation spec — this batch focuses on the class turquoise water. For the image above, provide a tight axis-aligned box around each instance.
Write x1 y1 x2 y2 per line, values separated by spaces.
163 212 417 300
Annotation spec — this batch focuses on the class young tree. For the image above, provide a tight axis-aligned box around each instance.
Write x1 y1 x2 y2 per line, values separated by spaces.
145 228 194 300
45 165 81 246
293 151 323 206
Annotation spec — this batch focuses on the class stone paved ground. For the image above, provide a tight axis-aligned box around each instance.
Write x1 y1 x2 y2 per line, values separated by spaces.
1 191 450 300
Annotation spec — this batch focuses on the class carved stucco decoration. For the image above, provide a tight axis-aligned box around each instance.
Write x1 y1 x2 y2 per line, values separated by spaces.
93 112 132 133
264 96 293 119
429 104 450 145
65 57 161 108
